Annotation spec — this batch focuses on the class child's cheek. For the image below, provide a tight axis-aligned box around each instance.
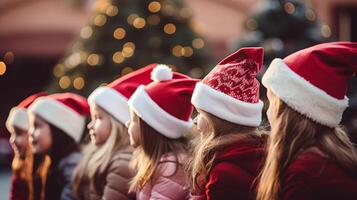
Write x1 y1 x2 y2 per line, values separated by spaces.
129 123 140 147
197 116 209 134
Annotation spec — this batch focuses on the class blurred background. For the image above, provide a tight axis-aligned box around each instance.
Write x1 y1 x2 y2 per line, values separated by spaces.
0 0 356 197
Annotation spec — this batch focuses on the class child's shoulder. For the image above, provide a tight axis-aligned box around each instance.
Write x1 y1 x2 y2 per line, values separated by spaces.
58 151 82 169
159 152 188 164
157 152 187 177
285 149 356 183
111 145 133 161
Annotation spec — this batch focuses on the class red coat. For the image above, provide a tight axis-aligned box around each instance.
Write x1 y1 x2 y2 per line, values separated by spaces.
282 152 357 200
192 138 265 200
10 175 29 200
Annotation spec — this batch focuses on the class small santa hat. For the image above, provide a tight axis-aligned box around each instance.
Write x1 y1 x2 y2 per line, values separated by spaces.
191 47 264 127
88 64 157 125
262 42 357 128
128 65 199 139
6 92 48 131
28 93 90 142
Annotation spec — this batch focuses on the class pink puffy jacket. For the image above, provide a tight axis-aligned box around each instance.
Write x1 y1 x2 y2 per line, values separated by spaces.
136 153 189 200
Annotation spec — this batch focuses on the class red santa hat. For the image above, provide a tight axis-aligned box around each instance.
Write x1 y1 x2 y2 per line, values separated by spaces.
262 42 357 127
191 47 264 127
128 65 199 139
28 93 90 142
88 64 156 125
6 92 48 131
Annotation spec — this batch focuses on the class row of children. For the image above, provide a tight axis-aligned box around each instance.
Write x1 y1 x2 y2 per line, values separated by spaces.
5 42 357 200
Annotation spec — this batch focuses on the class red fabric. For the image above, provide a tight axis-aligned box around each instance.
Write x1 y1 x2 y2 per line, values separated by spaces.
282 152 357 200
283 42 357 99
202 138 265 200
202 47 263 103
145 72 199 121
17 92 48 109
48 93 90 116
9 175 29 200
108 63 157 99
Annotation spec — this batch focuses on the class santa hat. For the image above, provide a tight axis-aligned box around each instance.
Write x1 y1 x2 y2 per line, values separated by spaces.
128 65 199 139
28 93 90 142
262 42 357 128
88 64 157 125
6 92 48 131
191 47 264 127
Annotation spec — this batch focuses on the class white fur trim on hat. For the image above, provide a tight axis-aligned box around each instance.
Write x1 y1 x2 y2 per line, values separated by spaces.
262 58 349 128
28 98 85 142
88 87 129 125
151 64 173 82
6 108 29 131
192 82 264 127
128 85 193 139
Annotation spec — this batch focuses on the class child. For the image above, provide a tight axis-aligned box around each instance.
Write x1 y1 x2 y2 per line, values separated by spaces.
258 42 357 200
28 93 90 200
72 64 156 200
127 65 198 200
188 47 266 200
6 92 47 200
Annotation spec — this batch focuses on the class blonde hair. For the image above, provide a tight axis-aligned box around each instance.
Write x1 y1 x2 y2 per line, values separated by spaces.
256 92 357 200
187 109 266 193
72 116 129 198
129 115 187 192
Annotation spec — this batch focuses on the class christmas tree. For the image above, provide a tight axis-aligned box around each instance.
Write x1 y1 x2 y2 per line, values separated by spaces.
235 0 331 66
48 0 210 95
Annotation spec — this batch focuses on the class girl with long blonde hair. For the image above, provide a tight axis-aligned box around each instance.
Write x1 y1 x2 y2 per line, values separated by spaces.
258 42 357 200
72 64 156 200
127 65 198 199
188 47 267 200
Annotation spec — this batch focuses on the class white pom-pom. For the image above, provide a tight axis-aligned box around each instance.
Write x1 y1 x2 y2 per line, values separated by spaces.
151 64 173 82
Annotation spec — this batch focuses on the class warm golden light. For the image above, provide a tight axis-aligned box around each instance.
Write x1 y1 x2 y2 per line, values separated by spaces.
0 61 7 76
73 77 85 90
182 46 193 57
59 76 71 89
53 64 65 78
192 38 205 49
172 45 183 57
113 28 126 40
113 51 125 63
284 2 295 14
4 52 14 64
106 5 119 16
164 23 176 34
94 14 107 26
305 9 316 21
121 67 133 76
87 54 101 66
133 17 146 29
321 25 332 38
80 26 93 39
148 1 161 13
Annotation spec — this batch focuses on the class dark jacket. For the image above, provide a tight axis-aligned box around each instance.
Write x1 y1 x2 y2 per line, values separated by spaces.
42 152 81 200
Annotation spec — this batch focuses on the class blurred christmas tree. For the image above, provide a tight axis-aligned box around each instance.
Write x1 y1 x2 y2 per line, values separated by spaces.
48 0 210 95
235 0 331 66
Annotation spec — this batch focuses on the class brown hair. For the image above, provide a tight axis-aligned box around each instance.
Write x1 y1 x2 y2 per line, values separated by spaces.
129 114 188 192
72 117 129 199
256 92 357 200
186 109 266 193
